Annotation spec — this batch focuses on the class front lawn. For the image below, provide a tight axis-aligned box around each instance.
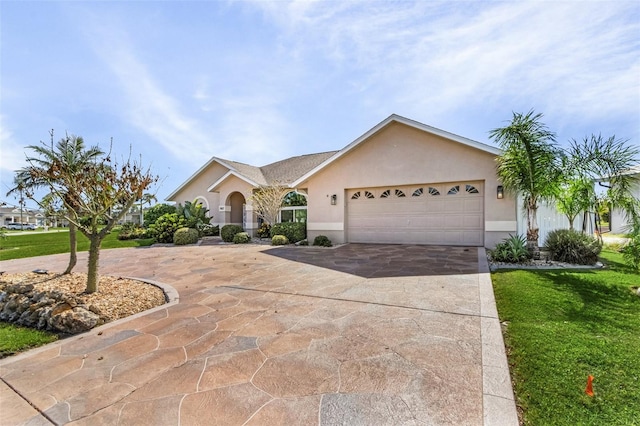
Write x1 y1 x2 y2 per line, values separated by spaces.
0 322 58 358
0 229 154 261
492 250 640 425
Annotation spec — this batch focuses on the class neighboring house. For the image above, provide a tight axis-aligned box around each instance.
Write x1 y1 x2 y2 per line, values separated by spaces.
609 164 640 234
0 201 44 227
168 114 524 248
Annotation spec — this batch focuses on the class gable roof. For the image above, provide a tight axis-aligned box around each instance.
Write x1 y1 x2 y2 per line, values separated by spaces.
290 114 501 187
167 151 338 200
167 114 500 200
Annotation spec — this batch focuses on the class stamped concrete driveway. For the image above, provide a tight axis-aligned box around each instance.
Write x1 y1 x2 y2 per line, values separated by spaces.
0 244 517 425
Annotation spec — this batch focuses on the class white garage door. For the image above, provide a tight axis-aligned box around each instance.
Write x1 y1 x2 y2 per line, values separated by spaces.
347 181 484 246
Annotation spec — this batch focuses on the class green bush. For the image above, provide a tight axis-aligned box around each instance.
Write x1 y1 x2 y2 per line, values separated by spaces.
221 224 244 242
270 222 306 243
257 223 271 238
544 229 602 265
144 204 176 227
297 239 309 246
176 200 212 231
271 235 289 246
173 227 199 245
490 234 531 263
312 235 333 247
621 232 640 271
233 232 251 244
199 224 219 237
148 213 186 243
117 223 147 240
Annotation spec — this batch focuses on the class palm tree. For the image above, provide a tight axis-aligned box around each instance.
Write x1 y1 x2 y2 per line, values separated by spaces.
489 110 564 253
566 134 639 237
11 132 103 274
555 177 594 231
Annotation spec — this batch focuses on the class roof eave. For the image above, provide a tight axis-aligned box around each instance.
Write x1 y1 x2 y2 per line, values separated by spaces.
166 157 243 201
207 170 260 192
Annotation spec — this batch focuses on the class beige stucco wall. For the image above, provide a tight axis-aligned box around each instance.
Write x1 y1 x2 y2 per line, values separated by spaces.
299 122 517 247
167 162 230 225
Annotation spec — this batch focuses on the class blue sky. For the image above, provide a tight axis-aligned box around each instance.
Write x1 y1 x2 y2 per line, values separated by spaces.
1 0 639 205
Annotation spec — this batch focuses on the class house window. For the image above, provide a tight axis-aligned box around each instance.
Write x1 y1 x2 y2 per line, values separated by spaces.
465 184 479 194
428 187 440 196
395 189 406 197
351 191 361 200
280 208 307 223
364 191 375 199
447 185 460 195
283 191 308 206
412 188 424 197
380 189 391 198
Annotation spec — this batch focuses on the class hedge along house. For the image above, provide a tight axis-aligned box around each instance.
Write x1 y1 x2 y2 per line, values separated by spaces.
167 114 520 248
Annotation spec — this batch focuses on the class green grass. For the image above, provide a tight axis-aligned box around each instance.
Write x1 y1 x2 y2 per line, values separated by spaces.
492 250 640 425
0 322 59 358
0 229 154 261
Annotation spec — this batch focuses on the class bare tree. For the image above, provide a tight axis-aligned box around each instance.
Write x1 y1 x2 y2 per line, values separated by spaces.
25 140 158 293
248 184 291 226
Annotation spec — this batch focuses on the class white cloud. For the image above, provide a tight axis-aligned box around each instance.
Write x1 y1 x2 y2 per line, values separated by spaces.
251 1 639 125
77 15 215 167
0 116 28 193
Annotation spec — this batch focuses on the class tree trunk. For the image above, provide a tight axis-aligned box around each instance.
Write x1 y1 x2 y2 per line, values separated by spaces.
64 222 78 274
85 235 102 293
526 200 541 259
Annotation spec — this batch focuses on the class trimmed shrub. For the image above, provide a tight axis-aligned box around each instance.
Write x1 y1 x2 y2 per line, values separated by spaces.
490 234 531 263
144 203 177 227
117 223 146 240
174 227 199 245
221 224 244 242
199 224 219 237
544 229 602 265
257 223 271 238
271 235 289 246
233 232 251 244
312 235 333 247
148 213 186 243
270 222 306 243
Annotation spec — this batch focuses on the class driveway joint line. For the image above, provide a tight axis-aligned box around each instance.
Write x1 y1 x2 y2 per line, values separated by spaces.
1 377 56 425
221 285 492 319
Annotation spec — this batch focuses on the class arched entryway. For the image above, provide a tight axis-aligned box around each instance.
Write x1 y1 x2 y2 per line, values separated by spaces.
225 192 246 227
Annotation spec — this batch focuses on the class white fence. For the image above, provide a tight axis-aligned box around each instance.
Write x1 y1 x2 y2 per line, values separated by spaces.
516 199 595 247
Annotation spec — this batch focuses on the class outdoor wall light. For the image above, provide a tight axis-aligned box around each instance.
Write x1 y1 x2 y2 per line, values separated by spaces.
497 185 504 199
330 194 337 205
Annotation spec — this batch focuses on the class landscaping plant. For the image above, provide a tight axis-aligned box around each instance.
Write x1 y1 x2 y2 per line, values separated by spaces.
173 227 199 245
620 231 640 271
312 235 333 247
144 203 177 227
544 229 601 265
148 213 186 244
271 235 289 245
490 234 531 263
221 224 244 242
233 232 251 244
270 222 306 243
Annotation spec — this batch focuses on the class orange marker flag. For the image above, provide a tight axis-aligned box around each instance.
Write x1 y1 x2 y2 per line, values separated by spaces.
585 375 594 397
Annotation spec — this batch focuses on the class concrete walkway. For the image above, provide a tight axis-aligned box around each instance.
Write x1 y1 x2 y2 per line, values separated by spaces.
0 244 517 425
